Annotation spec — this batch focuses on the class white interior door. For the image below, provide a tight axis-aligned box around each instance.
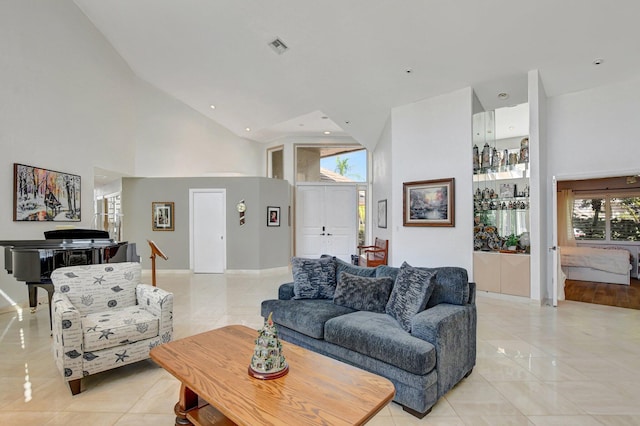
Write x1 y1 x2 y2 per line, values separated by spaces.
190 189 226 273
296 185 357 262
296 186 324 258
324 186 357 261
551 177 558 306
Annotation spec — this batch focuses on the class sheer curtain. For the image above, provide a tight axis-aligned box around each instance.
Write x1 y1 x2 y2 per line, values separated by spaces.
557 189 576 301
557 189 577 247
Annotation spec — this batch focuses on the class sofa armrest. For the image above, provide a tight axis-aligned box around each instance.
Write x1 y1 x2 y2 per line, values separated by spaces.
51 292 83 380
136 284 174 343
410 304 476 397
279 282 295 300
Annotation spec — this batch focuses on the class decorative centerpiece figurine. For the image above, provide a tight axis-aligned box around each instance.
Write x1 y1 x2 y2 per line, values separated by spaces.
248 312 289 380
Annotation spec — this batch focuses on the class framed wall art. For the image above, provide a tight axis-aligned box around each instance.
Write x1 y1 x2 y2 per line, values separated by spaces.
13 163 81 222
403 178 455 227
377 199 387 228
267 206 280 227
152 202 175 231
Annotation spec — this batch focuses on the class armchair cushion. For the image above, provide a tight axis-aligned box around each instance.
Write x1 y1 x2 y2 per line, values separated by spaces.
82 306 159 351
51 263 141 315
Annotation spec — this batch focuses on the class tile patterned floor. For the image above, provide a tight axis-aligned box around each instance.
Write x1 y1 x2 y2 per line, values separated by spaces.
1 270 639 425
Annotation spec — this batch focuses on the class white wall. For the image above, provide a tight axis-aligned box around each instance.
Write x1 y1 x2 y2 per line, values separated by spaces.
390 88 474 271
371 117 393 258
0 1 265 311
547 75 640 179
546 75 640 303
133 79 262 177
0 0 139 310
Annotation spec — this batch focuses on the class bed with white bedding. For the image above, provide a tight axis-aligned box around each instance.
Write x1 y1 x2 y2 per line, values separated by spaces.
560 246 632 285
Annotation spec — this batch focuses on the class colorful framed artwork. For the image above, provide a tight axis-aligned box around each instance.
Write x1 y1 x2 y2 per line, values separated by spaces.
267 206 280 227
403 178 455 227
152 202 175 231
377 199 387 228
13 163 81 221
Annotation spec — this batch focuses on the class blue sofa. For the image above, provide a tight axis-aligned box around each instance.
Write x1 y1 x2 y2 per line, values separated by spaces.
261 259 477 418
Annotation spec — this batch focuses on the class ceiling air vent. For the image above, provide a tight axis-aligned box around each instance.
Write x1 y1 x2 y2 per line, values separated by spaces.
268 38 289 55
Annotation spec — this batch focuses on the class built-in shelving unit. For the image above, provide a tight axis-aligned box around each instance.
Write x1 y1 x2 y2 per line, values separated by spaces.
472 104 531 296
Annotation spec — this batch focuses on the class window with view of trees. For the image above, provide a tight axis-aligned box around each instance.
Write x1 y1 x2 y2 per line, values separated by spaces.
572 195 640 241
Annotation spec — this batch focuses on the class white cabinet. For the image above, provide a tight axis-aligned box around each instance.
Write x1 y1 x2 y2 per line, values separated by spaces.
473 252 530 297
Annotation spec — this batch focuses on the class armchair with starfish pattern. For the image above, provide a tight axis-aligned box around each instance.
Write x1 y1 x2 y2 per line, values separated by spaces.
50 262 173 394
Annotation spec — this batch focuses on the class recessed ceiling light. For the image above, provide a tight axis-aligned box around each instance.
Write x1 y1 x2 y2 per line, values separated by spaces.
245 127 251 132
345 121 350 124
321 116 328 120
405 68 413 74
324 131 331 135
593 58 604 65
508 125 515 131
209 105 216 109
497 92 509 100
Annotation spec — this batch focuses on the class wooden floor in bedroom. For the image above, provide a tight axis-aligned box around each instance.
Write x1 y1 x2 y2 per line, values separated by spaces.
565 277 640 310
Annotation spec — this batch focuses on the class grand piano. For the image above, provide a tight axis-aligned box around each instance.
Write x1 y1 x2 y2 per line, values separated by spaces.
1 229 140 327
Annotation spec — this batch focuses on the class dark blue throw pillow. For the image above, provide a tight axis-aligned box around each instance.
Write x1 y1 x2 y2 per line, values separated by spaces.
385 262 437 332
291 257 336 299
333 272 393 313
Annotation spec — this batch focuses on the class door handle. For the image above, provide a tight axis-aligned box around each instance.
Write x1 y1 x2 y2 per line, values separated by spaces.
320 233 325 236
549 246 557 252
327 233 332 236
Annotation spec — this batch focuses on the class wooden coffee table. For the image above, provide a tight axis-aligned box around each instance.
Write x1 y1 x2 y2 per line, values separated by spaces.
150 325 395 425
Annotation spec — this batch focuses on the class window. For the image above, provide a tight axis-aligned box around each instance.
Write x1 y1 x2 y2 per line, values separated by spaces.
572 195 640 242
295 145 366 183
611 197 640 241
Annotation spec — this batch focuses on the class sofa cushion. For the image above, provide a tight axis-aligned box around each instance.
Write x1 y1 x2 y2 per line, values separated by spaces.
324 311 436 376
333 273 393 313
261 299 355 339
424 267 470 308
385 262 437 332
334 257 377 281
82 305 159 351
377 265 469 307
291 257 336 299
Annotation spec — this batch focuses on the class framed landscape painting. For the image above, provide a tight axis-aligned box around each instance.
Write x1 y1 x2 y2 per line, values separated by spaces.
13 163 81 222
403 178 455 227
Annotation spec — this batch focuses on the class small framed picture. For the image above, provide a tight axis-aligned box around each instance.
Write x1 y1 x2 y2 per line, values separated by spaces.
403 178 455 227
267 206 280 227
152 202 175 231
377 199 387 228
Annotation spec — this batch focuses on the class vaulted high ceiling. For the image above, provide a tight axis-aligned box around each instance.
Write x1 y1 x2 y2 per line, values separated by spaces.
74 0 640 149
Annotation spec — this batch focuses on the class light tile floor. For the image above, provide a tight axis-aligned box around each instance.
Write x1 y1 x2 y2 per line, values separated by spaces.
1 270 640 425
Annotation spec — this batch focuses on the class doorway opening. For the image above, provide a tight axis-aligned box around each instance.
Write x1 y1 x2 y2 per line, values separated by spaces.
555 174 640 309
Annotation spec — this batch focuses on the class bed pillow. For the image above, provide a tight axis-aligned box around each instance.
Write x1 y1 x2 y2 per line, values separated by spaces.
291 256 336 299
385 262 437 332
333 272 393 313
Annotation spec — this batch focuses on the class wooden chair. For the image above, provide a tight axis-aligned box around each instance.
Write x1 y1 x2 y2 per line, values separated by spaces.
358 238 389 267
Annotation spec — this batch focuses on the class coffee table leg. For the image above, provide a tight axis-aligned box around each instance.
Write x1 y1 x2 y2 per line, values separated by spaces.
174 383 198 426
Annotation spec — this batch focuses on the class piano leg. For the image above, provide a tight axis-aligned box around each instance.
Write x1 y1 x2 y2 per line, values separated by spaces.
27 283 55 329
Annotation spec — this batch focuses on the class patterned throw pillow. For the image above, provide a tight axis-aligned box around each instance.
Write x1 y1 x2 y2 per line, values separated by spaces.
333 272 394 313
385 262 437 332
291 257 337 299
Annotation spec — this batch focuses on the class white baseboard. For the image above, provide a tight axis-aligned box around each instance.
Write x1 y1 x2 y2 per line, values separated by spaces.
225 266 291 275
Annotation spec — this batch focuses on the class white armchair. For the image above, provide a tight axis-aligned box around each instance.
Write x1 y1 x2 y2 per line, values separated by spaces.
50 262 173 394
